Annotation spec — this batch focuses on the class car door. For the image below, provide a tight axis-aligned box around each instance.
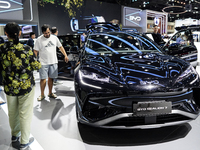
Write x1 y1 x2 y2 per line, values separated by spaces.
163 29 198 67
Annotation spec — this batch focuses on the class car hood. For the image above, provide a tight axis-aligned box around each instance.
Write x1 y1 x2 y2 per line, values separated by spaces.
82 53 191 89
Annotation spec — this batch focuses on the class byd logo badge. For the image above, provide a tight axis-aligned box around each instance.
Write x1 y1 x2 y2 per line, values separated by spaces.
140 80 159 85
124 7 142 27
129 16 141 22
0 1 10 8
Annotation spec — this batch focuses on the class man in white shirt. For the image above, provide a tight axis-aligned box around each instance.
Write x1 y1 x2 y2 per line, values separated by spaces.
34 24 68 101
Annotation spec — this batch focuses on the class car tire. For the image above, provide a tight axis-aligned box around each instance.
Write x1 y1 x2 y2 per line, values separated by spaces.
75 98 80 122
193 88 200 107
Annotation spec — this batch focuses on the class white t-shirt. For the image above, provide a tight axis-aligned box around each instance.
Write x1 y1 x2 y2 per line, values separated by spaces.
34 35 62 65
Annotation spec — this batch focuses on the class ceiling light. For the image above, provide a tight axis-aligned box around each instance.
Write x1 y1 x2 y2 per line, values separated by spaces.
162 6 187 14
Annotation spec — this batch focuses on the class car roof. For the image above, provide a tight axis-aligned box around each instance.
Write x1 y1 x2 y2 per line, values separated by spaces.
175 25 200 31
86 22 121 33
86 23 141 37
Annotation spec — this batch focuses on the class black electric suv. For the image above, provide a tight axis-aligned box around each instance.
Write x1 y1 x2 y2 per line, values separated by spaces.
74 23 200 128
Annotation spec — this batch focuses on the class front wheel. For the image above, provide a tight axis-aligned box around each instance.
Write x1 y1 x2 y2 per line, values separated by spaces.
193 88 200 107
75 98 79 122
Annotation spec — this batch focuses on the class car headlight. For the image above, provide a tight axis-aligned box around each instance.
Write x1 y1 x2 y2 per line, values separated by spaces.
79 70 110 83
175 65 198 84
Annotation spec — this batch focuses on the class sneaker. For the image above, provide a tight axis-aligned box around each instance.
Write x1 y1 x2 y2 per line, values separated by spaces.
20 137 34 150
0 100 6 105
11 136 20 142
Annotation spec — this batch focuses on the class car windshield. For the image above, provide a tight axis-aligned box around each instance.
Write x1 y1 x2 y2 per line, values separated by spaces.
85 32 163 55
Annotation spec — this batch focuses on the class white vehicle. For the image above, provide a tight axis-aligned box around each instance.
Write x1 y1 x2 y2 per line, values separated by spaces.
163 25 200 67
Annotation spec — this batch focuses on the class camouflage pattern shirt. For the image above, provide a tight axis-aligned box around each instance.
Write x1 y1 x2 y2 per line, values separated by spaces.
0 40 41 96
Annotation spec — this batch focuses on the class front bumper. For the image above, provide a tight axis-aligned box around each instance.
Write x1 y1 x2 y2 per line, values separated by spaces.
75 89 200 128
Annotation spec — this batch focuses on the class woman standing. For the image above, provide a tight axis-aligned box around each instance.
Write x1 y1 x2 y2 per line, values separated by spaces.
0 22 41 150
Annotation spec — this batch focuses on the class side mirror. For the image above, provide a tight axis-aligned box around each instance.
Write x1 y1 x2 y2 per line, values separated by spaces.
171 37 176 41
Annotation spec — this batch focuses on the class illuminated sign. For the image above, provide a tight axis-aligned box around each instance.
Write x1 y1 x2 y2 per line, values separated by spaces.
154 17 159 25
70 18 79 32
123 7 142 27
129 15 141 22
0 0 23 20
0 1 11 9
22 25 32 34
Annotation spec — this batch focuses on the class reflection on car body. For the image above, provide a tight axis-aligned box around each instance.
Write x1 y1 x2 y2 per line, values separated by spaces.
74 23 200 129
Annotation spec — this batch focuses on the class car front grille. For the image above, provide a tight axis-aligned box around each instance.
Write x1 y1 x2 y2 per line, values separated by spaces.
105 114 191 127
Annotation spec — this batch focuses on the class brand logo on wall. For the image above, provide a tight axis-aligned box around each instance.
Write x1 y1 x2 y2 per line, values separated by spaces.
154 17 159 25
123 7 142 27
129 15 141 22
22 25 32 34
70 18 79 32
0 0 23 20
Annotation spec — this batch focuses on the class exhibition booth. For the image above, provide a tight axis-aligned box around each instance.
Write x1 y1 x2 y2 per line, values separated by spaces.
0 0 200 150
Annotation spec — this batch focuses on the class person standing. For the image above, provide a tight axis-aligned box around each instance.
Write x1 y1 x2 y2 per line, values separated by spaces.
34 24 68 101
26 32 35 49
152 25 164 45
0 35 4 90
50 26 63 85
51 26 58 36
0 22 41 149
0 35 5 44
80 32 86 47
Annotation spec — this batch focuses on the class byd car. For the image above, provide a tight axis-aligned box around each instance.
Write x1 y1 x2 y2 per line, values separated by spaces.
74 23 200 128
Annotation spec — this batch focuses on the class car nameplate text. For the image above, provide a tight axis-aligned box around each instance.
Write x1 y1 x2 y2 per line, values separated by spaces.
133 101 172 116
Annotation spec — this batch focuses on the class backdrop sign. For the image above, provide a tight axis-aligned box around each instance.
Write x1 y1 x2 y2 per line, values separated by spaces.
154 17 159 26
123 7 142 27
0 0 23 20
22 25 32 34
70 18 79 32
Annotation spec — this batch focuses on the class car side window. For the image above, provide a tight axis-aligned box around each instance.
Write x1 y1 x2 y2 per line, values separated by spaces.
87 35 138 52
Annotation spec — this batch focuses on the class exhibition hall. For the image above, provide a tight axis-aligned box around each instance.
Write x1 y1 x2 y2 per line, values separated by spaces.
0 0 200 150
